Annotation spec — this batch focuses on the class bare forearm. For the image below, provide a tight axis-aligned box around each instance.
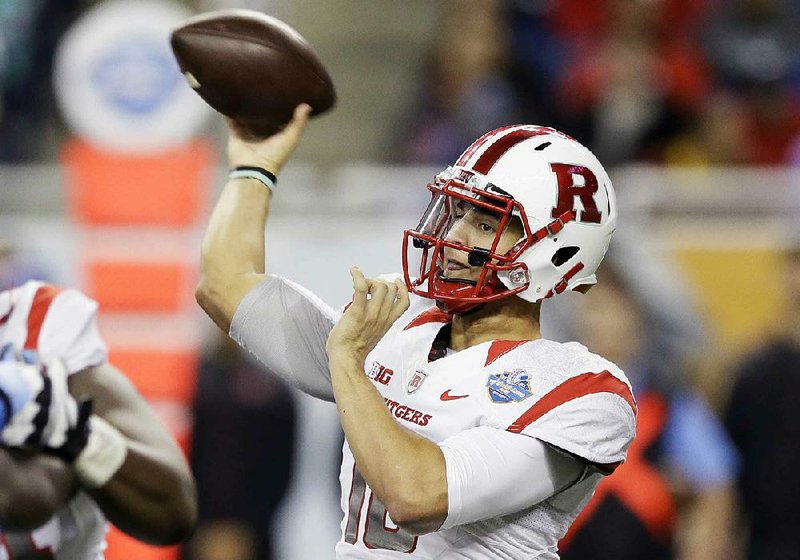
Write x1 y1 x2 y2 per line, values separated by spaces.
199 105 310 331
89 440 196 545
329 353 447 531
68 366 197 545
198 178 270 329
0 450 76 530
201 178 270 278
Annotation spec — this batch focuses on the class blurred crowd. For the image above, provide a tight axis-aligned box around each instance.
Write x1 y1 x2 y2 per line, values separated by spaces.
6 0 800 166
0 0 208 161
3 0 800 559
0 0 81 161
400 0 800 167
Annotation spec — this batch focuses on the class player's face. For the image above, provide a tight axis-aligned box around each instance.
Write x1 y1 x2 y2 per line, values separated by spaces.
442 200 523 281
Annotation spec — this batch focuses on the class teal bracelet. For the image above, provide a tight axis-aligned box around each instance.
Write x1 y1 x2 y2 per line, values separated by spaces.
229 166 278 194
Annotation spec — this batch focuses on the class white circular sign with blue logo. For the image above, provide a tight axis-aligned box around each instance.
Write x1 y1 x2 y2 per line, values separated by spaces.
54 0 211 153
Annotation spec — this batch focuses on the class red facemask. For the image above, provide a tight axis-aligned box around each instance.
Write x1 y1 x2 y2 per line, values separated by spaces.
402 175 534 314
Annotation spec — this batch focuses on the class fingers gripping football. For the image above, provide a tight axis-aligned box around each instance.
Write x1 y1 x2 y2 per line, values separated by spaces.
1 358 92 462
227 104 312 173
326 268 410 362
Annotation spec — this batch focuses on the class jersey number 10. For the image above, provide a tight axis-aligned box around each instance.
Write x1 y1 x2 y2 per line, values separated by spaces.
344 467 418 553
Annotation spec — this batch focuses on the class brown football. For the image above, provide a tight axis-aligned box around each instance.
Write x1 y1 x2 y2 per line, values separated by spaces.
170 9 336 139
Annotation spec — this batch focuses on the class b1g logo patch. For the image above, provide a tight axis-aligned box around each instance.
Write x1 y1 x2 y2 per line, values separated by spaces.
487 369 532 403
367 361 394 385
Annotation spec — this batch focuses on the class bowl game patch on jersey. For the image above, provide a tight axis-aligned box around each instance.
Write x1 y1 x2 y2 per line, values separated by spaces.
487 368 533 403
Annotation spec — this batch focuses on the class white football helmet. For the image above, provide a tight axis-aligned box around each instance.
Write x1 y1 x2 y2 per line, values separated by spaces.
403 125 617 314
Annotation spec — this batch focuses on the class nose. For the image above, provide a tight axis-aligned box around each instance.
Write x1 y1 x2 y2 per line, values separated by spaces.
445 216 470 246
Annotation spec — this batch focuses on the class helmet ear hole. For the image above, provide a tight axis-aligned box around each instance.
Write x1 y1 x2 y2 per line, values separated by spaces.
551 246 579 266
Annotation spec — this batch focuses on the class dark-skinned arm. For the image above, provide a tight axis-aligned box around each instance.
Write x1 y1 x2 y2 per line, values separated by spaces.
0 449 76 531
68 363 197 545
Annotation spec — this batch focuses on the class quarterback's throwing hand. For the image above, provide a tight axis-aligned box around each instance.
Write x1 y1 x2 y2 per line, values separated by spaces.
227 103 312 174
326 268 410 363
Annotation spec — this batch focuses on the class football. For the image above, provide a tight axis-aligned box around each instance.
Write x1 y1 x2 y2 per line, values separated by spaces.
170 9 336 139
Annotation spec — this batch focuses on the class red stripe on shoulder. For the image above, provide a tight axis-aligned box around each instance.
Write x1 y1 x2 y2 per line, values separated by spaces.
404 308 451 330
507 370 637 434
24 284 63 350
485 340 528 367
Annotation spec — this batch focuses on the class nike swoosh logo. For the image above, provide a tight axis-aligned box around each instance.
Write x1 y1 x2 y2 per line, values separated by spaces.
440 390 469 401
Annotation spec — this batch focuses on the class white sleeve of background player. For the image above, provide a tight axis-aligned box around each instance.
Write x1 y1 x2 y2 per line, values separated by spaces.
438 427 586 529
486 369 637 468
37 288 108 375
229 275 338 402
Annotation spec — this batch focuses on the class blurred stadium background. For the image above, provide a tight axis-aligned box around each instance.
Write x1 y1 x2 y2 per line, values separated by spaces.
2 0 800 559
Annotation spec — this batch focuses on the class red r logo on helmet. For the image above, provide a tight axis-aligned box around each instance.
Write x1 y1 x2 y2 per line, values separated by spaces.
550 163 602 224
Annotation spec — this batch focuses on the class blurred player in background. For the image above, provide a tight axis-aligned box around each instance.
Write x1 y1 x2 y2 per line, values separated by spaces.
725 246 800 559
186 331 296 560
196 105 636 558
0 281 197 558
560 259 737 560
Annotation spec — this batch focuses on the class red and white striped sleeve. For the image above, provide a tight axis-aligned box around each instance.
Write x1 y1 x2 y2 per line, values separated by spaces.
21 282 107 375
485 368 637 469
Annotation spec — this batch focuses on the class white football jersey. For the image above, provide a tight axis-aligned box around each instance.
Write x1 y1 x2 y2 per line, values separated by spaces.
229 274 636 559
0 281 109 559
336 278 636 559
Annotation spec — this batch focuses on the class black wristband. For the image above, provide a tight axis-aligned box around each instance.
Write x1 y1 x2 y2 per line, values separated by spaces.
232 166 277 184
229 166 278 193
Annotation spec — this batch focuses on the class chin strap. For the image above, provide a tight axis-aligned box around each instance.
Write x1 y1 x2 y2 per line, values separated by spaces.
529 210 576 243
431 210 580 312
433 273 504 315
544 262 585 299
434 293 483 315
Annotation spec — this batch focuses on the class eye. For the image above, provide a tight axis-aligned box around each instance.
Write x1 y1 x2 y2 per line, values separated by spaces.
479 222 495 233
